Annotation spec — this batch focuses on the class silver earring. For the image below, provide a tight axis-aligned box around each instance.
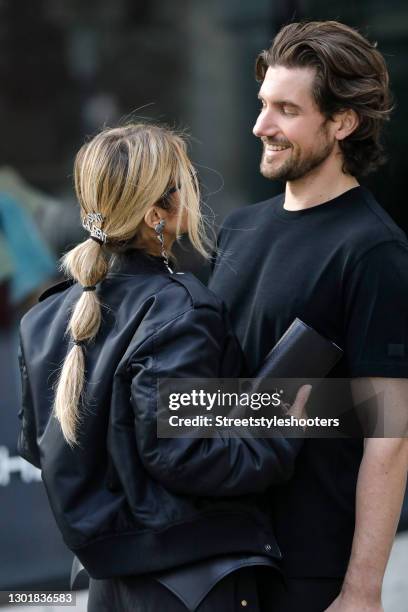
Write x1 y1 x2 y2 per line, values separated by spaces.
154 219 173 274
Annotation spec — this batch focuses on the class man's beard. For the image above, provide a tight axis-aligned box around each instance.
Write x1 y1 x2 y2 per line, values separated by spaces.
260 129 335 182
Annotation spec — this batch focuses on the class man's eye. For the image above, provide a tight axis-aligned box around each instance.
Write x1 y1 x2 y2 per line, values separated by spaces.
281 107 297 116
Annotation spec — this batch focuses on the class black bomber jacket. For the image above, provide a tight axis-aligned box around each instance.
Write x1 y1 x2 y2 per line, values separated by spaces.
17 249 300 579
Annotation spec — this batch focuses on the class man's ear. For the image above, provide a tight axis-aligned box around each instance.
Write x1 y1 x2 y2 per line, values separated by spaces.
144 207 164 230
334 108 360 141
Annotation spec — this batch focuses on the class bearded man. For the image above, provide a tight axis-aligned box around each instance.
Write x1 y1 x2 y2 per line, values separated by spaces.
210 20 408 612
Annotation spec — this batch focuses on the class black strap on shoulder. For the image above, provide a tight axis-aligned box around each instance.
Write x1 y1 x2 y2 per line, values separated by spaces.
38 279 75 302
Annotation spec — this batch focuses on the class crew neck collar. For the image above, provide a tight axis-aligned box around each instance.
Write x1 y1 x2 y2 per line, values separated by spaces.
274 185 363 220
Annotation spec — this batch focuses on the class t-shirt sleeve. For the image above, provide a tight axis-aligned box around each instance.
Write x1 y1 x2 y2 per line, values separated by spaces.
343 241 408 378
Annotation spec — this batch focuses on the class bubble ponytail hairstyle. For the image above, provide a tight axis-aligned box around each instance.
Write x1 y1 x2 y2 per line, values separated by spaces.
52 123 209 445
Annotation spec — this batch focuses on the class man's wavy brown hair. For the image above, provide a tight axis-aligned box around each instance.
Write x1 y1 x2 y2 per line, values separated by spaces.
255 21 393 177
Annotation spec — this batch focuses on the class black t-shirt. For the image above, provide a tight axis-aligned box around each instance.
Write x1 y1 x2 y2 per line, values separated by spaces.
209 185 408 577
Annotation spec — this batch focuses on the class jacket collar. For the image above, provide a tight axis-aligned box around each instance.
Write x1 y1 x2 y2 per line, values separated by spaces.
37 250 170 303
108 248 170 276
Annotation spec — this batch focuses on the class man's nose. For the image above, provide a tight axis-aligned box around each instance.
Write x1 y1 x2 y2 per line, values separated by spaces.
253 110 278 138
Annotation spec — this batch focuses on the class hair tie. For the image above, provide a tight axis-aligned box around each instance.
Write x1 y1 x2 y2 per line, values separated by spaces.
82 285 96 291
73 339 85 346
90 235 105 246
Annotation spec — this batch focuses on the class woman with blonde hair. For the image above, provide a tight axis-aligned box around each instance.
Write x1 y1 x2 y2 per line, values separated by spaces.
17 123 307 611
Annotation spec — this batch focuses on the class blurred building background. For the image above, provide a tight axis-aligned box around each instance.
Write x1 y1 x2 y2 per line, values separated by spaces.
0 0 407 606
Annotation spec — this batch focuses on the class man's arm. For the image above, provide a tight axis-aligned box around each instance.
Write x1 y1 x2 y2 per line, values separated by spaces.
326 377 408 611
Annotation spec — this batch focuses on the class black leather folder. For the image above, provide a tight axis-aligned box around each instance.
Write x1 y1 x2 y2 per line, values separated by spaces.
255 317 343 379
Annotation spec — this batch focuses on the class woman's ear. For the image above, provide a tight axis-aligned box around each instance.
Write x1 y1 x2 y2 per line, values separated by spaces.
144 207 167 230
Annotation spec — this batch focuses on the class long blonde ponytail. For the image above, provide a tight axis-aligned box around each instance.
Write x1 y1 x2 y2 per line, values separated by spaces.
53 239 109 446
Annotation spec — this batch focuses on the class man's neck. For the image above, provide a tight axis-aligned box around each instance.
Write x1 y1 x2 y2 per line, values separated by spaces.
284 170 360 211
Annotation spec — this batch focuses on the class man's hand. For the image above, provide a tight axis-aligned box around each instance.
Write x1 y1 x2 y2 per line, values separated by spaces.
324 592 383 611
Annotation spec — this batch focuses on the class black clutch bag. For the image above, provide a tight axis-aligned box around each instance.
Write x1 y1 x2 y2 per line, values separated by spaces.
255 318 343 379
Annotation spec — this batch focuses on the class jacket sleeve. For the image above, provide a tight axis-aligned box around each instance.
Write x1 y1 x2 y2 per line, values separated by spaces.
17 337 41 468
129 304 302 497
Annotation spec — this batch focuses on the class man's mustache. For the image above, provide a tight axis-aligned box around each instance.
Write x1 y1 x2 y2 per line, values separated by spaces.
262 138 292 147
